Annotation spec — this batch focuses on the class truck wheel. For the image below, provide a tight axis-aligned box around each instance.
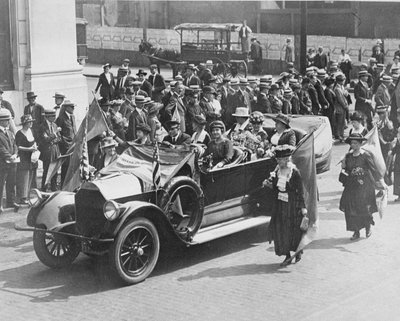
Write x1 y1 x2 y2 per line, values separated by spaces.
110 217 160 285
33 228 80 269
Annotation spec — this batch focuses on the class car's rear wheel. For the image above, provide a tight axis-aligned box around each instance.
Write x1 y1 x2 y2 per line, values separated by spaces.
110 217 160 285
33 229 80 268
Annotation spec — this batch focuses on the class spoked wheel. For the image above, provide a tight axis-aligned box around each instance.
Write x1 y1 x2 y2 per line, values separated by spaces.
110 217 160 285
227 60 248 78
33 229 80 268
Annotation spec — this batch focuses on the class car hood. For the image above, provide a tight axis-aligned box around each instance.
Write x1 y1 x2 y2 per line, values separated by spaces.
82 173 143 200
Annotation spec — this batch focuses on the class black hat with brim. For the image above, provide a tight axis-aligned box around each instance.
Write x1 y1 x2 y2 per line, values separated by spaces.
345 133 367 144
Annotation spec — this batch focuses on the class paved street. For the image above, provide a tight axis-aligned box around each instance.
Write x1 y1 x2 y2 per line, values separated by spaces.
1 80 400 320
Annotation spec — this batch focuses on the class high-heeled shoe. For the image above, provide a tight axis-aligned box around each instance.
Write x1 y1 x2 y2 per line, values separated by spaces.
350 231 360 240
295 250 303 263
280 254 292 267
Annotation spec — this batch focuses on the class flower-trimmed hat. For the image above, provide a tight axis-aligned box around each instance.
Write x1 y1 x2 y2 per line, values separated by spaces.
274 144 295 158
249 111 264 124
345 133 367 144
350 111 364 122
20 114 35 124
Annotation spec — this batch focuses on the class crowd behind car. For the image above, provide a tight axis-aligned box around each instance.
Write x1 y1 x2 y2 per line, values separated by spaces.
2 42 400 212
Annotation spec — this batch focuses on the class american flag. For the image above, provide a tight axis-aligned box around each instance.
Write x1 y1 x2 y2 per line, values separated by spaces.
152 141 161 189
79 112 90 181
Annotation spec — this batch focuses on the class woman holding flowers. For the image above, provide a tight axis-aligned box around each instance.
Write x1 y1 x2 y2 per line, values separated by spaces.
339 133 385 240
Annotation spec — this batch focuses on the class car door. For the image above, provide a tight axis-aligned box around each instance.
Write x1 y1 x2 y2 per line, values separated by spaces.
200 162 246 227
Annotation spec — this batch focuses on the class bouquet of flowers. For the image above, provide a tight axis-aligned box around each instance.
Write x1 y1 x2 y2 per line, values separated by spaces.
351 166 365 185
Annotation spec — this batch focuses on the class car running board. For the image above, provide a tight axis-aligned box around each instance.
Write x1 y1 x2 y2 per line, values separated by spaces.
190 216 270 245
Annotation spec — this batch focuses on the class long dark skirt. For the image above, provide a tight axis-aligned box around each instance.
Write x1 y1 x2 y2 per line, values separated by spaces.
340 178 376 231
394 171 400 196
268 200 304 256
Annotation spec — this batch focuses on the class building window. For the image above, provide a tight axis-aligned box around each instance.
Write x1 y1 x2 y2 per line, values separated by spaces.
0 0 13 90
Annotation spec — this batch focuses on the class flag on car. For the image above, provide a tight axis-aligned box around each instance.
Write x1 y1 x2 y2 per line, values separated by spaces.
60 98 109 191
152 142 161 189
79 112 90 181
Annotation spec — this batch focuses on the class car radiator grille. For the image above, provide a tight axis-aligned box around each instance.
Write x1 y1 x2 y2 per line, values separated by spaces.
75 189 107 237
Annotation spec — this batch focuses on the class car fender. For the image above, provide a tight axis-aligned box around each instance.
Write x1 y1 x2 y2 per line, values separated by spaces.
28 191 76 230
111 201 176 240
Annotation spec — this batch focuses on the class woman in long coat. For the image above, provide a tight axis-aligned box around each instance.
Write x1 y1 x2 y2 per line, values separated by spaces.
264 145 308 266
339 134 385 240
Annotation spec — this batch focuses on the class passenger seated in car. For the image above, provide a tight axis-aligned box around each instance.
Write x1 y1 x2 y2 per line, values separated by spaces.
202 120 234 169
269 113 296 147
249 111 271 159
133 123 152 145
93 136 119 172
162 119 191 149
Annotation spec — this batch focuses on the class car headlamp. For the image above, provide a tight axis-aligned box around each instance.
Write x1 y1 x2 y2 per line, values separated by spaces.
28 189 42 208
103 200 120 221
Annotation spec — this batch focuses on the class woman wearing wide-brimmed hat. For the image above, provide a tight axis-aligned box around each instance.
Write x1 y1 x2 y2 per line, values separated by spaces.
202 120 233 169
94 63 115 100
269 113 296 147
15 115 38 204
226 107 252 147
263 144 308 266
349 111 368 137
339 133 386 240
93 136 118 171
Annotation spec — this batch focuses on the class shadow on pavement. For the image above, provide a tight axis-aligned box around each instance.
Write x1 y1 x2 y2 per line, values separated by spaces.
153 226 267 277
177 263 290 282
306 237 359 253
0 226 269 301
0 256 119 302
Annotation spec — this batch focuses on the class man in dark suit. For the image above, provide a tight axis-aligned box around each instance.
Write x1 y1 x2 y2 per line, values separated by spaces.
165 83 187 133
115 67 129 99
183 64 201 88
306 73 321 115
312 73 328 113
224 78 251 128
53 92 65 116
354 70 374 130
162 120 191 149
38 109 61 191
314 46 328 70
0 109 18 212
24 91 44 141
136 69 152 97
56 100 77 186
148 64 166 102
127 95 148 141
375 75 392 107
250 38 263 74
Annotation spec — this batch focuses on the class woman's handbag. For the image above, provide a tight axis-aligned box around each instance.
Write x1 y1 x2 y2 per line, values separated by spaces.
338 170 348 186
31 150 40 163
300 216 309 232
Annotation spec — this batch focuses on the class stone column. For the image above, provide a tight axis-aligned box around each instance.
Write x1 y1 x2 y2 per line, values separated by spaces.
8 0 88 124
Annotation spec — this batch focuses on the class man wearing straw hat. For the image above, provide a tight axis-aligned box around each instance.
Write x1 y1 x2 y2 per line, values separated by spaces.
354 70 374 130
0 109 18 212
183 64 201 88
226 107 251 143
375 75 392 108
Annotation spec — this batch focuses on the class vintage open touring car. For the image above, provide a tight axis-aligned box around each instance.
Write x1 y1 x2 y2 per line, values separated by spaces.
16 114 330 285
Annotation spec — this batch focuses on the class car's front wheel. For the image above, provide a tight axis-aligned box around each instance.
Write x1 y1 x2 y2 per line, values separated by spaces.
33 229 80 268
110 217 160 285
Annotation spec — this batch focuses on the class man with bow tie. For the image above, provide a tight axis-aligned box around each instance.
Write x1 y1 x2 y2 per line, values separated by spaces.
0 109 18 213
24 91 44 140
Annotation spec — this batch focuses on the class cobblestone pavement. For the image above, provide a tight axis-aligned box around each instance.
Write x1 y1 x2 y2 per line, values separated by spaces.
1 136 400 321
